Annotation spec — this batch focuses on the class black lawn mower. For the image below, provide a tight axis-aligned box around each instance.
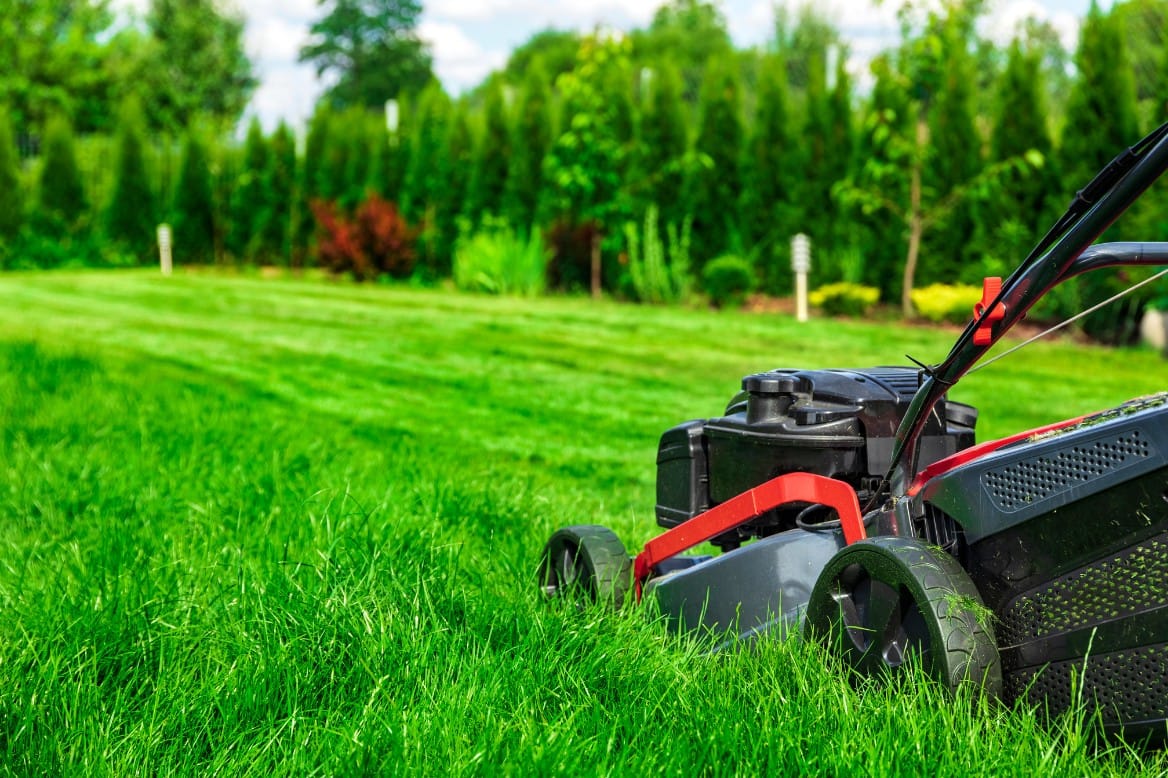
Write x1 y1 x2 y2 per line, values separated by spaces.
539 120 1168 740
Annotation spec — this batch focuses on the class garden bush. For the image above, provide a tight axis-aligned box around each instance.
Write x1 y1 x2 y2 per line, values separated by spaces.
911 283 983 324
702 255 755 308
453 220 550 296
311 194 416 281
809 282 880 316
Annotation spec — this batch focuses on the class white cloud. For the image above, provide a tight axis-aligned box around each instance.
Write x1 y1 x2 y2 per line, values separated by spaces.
427 0 661 26
418 20 509 92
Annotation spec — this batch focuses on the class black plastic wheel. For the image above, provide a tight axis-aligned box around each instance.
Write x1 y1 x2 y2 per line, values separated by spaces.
539 525 632 608
804 536 1002 697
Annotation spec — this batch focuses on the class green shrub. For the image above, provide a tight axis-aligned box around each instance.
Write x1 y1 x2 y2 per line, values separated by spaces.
809 282 880 316
453 220 550 296
623 205 692 304
911 283 982 324
702 255 755 308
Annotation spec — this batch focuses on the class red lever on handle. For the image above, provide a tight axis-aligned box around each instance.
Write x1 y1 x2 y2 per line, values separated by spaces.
973 277 1006 346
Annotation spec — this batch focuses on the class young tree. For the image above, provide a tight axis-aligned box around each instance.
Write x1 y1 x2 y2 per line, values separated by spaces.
37 114 87 234
739 54 795 292
635 61 688 231
542 35 633 297
401 81 453 276
228 118 274 262
402 81 452 223
464 82 511 227
685 54 743 267
1059 3 1139 188
171 129 216 265
922 15 982 284
268 121 298 264
300 0 433 109
503 61 553 232
988 40 1057 270
296 106 331 265
0 109 23 242
104 98 156 259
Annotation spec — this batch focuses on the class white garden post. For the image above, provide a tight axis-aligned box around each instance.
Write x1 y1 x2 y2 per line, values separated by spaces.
792 233 811 322
157 223 173 276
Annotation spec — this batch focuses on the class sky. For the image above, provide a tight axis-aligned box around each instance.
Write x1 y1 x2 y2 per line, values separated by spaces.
111 0 1108 131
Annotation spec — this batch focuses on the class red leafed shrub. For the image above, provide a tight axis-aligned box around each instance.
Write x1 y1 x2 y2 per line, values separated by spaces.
311 195 416 281
355 194 416 279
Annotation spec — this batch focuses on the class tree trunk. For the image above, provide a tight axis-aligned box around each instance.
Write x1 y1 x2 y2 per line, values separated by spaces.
901 116 928 318
591 229 602 299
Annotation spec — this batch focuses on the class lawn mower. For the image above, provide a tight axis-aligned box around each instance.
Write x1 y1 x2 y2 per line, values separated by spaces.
539 120 1168 740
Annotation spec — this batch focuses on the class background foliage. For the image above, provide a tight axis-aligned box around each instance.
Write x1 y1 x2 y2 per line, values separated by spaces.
5 0 1168 337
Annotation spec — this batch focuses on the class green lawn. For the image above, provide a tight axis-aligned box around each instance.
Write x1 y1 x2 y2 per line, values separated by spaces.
1 269 1165 775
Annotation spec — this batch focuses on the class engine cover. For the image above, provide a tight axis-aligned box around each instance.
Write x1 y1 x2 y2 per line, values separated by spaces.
655 367 977 535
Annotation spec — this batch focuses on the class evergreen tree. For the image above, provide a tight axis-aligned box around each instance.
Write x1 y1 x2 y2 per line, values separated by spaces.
464 82 511 226
848 55 913 300
402 81 452 224
503 61 553 232
383 92 412 202
1060 3 1139 188
268 121 297 264
296 106 330 265
402 81 453 276
989 40 1057 268
739 54 795 292
104 98 156 259
1056 3 1142 341
171 129 216 264
799 45 833 253
923 18 982 284
37 114 87 234
685 54 743 266
440 99 475 246
0 109 23 242
635 62 688 231
228 117 273 261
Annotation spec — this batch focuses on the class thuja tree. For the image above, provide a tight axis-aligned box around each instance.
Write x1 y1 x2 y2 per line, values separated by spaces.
0 109 23 244
988 39 1058 274
685 53 743 267
104 97 156 260
268 121 297 264
503 60 553 232
295 106 331 264
171 128 216 265
36 114 87 235
1057 3 1143 341
437 99 474 264
402 80 452 223
402 80 453 276
464 81 511 226
921 11 982 285
634 61 688 232
228 117 274 262
739 53 796 292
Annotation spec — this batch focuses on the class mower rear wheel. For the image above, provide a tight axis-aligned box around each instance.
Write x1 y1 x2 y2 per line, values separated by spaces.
804 536 1002 697
539 525 632 608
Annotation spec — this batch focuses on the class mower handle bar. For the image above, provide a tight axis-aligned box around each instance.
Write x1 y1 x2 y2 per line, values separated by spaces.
885 120 1168 504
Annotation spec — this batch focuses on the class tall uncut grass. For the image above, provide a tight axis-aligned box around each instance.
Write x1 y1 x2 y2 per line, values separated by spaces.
0 269 1166 775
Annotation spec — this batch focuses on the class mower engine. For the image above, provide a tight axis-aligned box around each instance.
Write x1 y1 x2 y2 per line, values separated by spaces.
655 367 977 550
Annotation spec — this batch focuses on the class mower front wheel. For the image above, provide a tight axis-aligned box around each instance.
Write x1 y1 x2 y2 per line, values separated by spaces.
539 525 633 609
804 536 1002 698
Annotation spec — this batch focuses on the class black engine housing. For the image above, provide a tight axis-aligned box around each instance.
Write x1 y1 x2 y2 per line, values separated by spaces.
655 367 978 544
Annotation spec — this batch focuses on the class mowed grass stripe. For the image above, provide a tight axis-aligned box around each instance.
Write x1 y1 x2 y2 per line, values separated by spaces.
0 269 1165 775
